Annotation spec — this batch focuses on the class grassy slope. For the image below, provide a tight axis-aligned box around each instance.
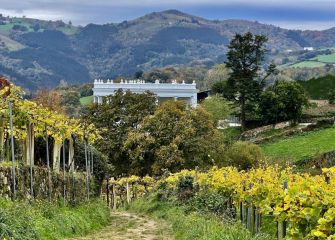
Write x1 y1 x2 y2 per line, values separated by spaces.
313 53 335 63
0 199 110 240
128 198 272 240
0 34 25 51
80 95 93 105
262 127 335 162
291 61 325 68
0 19 78 36
298 75 335 99
290 52 335 68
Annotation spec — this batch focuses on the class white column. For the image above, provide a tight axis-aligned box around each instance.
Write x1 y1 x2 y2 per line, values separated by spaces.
191 93 197 107
174 97 178 101
98 96 102 104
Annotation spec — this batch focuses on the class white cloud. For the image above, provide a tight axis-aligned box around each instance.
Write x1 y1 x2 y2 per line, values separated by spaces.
1 0 335 29
269 21 335 30
0 8 67 20
1 0 335 9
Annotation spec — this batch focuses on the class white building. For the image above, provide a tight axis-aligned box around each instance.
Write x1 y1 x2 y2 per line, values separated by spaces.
303 47 314 51
93 79 198 107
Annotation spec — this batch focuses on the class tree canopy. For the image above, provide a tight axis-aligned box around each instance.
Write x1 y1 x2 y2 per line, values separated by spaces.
82 89 157 176
201 95 233 125
260 80 309 124
124 101 226 176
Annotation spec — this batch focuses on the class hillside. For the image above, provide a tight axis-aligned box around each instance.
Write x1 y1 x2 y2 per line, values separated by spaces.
1 10 335 92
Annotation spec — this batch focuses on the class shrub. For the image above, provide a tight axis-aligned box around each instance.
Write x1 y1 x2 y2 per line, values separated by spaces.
177 175 195 202
187 191 234 217
226 141 264 170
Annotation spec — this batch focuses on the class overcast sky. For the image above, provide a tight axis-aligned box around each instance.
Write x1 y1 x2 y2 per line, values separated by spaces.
0 0 335 30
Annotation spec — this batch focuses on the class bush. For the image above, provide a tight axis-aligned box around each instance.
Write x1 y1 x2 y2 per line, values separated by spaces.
187 192 233 217
226 141 264 170
177 175 195 202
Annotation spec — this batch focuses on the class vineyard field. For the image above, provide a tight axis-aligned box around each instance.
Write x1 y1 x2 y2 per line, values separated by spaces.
107 165 335 239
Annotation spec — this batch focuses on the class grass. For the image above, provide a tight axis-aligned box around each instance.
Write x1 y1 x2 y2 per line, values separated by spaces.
127 198 272 240
262 126 335 162
80 96 93 105
312 53 335 63
0 198 110 240
290 61 326 68
219 127 242 144
0 34 25 51
57 26 79 35
0 23 15 35
0 19 78 36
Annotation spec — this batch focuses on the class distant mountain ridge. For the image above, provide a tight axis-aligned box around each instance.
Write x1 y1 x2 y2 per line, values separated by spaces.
0 10 334 92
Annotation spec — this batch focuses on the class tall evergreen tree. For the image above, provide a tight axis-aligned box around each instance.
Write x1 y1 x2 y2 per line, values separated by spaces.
225 32 276 131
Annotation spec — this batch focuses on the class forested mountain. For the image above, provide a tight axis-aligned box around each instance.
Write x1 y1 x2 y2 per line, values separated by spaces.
1 10 335 92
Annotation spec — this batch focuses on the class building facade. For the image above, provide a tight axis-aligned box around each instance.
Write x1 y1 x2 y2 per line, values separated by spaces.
93 79 198 107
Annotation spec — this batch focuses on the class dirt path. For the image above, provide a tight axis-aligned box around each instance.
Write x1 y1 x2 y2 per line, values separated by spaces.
68 211 173 240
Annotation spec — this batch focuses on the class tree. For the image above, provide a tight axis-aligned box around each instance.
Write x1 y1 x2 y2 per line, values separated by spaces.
82 89 157 176
203 64 230 90
225 32 276 131
32 23 40 32
259 80 309 124
124 101 226 176
328 89 335 104
134 70 144 79
33 89 64 113
201 95 233 125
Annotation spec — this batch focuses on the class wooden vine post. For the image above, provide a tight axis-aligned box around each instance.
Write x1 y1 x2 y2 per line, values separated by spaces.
247 183 255 234
84 137 90 200
106 176 110 207
62 138 66 205
45 126 51 202
112 181 116 209
9 101 16 199
88 146 91 179
91 150 94 175
240 184 246 224
277 180 288 239
126 179 130 204
282 181 288 239
255 207 261 234
28 123 34 200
